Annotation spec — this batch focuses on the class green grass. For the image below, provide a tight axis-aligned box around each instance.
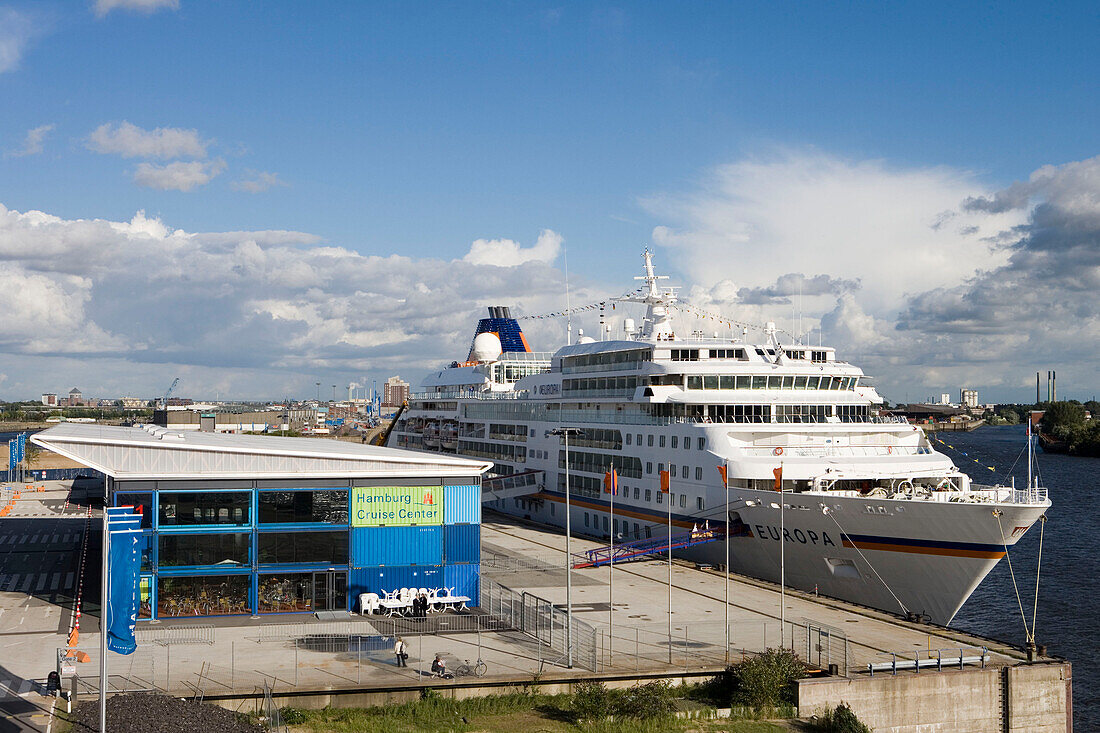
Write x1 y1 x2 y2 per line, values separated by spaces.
274 690 795 733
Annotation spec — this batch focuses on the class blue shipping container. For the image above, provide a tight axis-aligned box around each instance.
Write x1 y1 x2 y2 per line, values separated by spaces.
443 564 480 607
444 524 479 564
351 526 442 567
444 485 480 524
349 565 443 601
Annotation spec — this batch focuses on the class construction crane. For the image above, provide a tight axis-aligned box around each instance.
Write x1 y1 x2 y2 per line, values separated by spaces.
161 377 180 410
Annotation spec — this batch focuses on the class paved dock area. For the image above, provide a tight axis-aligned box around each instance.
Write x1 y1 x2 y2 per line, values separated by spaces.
0 488 1048 729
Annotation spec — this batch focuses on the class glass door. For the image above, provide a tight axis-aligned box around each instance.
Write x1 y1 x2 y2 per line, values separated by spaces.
311 571 348 611
312 572 330 611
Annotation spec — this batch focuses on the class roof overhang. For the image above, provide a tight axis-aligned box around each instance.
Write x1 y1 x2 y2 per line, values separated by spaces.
31 423 492 481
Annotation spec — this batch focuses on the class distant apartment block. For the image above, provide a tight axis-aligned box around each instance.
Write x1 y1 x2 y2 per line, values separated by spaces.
383 376 410 407
41 393 57 406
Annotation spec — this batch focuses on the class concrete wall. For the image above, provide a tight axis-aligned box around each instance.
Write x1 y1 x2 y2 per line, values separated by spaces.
798 662 1071 733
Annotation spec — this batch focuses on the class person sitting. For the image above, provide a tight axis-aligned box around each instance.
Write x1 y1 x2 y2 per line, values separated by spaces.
431 654 447 678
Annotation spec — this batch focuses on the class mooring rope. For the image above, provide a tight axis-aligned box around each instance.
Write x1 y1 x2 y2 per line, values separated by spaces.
993 509 1032 643
1031 514 1046 642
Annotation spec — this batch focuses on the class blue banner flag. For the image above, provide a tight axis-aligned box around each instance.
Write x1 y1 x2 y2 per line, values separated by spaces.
106 509 142 655
7 442 14 473
16 433 25 463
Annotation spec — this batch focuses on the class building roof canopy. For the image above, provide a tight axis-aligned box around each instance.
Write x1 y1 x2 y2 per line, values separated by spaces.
31 423 491 480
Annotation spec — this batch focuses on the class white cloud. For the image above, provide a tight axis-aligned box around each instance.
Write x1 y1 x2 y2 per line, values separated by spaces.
463 229 563 267
644 149 1027 315
94 0 179 17
132 158 226 191
87 121 209 159
5 124 54 157
0 8 35 74
231 171 286 193
0 203 597 399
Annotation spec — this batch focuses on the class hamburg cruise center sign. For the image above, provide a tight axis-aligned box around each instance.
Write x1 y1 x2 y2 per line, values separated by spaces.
351 486 443 526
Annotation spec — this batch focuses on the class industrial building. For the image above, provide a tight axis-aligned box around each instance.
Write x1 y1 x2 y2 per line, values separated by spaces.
31 423 490 620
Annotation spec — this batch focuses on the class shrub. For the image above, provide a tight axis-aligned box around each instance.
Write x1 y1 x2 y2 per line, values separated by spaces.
713 648 806 709
571 680 613 721
613 680 676 719
277 707 309 724
810 702 872 733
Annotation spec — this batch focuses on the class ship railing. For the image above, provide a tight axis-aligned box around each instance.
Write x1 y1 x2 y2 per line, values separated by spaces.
969 485 1049 505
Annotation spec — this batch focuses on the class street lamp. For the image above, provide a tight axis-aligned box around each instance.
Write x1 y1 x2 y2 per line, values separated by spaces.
547 426 583 668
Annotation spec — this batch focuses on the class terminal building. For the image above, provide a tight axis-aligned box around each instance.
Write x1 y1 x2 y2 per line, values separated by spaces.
32 424 490 620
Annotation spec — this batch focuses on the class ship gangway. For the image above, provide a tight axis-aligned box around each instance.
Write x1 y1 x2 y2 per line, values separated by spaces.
572 526 725 569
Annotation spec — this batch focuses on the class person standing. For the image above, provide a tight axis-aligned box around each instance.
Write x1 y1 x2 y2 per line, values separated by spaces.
394 636 408 667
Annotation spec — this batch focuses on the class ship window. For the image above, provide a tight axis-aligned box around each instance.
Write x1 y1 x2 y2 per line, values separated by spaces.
782 376 794 389
637 434 642 445
680 495 686 508
794 376 808 390
656 491 662 504
704 375 719 390
830 377 843 390
686 376 703 390
634 523 641 537
645 526 652 539
584 513 590 528
736 375 751 389
646 461 653 474
697 497 704 511
550 503 555 516
752 376 767 390
645 489 652 502
719 376 734 390
811 350 828 363
634 487 640 499
603 516 608 531
683 437 691 450
682 465 689 479
671 436 678 449
626 433 632 445
767 376 782 389
659 435 666 448
806 376 820 390
699 438 706 449
648 435 654 447
695 467 702 480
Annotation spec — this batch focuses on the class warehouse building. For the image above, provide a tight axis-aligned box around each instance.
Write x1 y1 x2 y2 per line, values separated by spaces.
31 423 490 620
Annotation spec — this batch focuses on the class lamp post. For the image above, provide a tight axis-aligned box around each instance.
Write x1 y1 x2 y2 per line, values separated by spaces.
547 426 582 668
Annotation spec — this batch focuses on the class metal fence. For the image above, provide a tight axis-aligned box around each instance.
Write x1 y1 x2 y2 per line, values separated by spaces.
480 577 601 672
136 624 215 646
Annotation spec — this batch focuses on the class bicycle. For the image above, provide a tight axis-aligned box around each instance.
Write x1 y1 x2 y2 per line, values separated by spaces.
455 658 487 677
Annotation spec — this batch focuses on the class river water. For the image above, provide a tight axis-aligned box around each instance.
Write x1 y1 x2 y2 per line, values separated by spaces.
945 424 1096 729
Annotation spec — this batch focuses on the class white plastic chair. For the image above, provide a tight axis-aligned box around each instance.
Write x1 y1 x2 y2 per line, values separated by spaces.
359 592 380 615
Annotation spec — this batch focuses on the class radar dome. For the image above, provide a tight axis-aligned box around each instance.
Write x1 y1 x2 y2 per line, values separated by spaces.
470 332 503 362
577 335 596 344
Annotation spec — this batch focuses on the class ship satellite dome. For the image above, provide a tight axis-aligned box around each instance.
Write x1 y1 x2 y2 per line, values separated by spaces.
578 335 596 344
470 332 503 362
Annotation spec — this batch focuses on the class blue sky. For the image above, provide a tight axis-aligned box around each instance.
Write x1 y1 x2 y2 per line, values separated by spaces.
0 1 1098 403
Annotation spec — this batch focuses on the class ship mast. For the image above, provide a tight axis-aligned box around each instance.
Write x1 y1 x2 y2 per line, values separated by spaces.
617 249 678 340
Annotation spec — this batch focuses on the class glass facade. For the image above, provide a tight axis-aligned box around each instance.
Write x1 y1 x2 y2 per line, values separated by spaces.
258 490 349 524
258 572 314 613
156 574 250 617
158 491 251 527
159 532 250 567
258 531 348 565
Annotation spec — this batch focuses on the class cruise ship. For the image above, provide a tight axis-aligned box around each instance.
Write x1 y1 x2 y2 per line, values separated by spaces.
389 252 1049 625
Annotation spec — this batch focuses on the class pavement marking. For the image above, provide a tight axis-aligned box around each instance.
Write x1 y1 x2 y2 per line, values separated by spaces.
4 574 19 591
35 575 47 591
19 576 32 592
50 574 60 591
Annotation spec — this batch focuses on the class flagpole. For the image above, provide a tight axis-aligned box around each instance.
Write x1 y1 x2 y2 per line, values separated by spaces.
608 462 614 666
99 476 109 733
779 460 785 649
666 463 672 665
724 460 729 664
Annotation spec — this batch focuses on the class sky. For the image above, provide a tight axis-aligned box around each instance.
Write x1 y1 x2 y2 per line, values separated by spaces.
0 1 1097 404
